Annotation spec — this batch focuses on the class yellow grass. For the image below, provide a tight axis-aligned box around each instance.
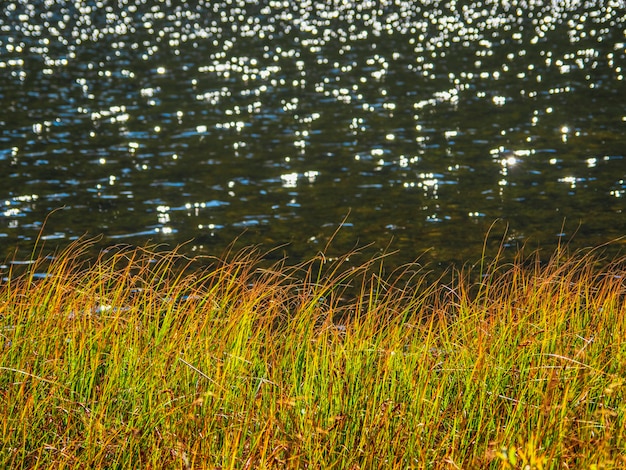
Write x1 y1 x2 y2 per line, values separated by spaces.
1 237 625 468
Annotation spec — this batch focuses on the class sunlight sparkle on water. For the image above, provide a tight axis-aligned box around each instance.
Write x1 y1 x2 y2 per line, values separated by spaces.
0 0 624 261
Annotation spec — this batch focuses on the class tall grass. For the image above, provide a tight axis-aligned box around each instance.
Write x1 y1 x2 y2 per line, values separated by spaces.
1 238 625 468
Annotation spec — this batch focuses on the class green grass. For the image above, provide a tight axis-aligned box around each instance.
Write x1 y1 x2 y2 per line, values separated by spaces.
1 238 625 468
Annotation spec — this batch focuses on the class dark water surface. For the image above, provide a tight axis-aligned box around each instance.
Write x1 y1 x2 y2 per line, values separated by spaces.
1 1 625 270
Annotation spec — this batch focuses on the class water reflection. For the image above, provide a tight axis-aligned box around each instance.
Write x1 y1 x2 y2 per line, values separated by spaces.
0 1 624 265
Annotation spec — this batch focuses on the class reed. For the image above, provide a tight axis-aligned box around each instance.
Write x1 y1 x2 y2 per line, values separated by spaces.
1 238 625 468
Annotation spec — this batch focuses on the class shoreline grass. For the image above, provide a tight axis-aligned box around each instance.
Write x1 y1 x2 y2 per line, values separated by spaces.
1 239 625 468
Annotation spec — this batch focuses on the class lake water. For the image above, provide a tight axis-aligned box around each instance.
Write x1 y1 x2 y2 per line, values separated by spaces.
1 1 625 270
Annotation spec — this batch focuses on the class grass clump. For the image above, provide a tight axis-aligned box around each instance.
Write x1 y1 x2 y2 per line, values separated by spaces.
1 239 625 468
